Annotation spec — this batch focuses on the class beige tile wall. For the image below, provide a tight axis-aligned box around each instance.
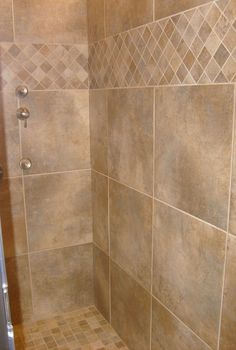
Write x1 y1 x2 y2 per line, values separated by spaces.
0 0 93 324
89 0 236 349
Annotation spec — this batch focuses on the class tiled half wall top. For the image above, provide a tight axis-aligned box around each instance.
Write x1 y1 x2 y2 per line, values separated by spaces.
89 0 236 88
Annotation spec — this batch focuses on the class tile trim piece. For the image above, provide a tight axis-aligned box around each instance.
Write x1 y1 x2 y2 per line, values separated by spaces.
89 0 236 88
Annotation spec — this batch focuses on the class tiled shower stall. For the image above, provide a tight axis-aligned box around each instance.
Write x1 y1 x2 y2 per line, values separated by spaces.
0 0 235 349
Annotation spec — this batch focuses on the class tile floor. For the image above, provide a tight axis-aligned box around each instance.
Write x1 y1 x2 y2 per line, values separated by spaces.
13 306 129 350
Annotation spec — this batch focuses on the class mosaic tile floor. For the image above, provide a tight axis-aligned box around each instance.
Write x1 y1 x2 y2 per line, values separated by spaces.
13 306 129 350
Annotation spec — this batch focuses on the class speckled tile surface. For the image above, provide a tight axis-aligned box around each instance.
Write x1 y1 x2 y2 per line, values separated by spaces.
14 306 129 350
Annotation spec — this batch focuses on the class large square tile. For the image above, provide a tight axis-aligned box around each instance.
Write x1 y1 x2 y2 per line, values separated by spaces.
90 90 108 174
153 200 226 348
92 171 108 252
152 298 210 350
24 171 92 252
6 255 33 324
108 88 153 195
111 261 151 350
0 91 20 177
0 0 13 41
105 0 153 36
220 235 236 349
110 180 152 290
30 244 93 318
155 85 234 229
14 0 87 43
21 91 90 175
88 0 105 43
93 245 110 321
0 178 27 258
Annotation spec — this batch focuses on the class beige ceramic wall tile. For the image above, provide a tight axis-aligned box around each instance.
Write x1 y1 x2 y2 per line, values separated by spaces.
220 235 236 349
108 88 153 195
30 244 93 318
105 0 153 36
6 255 33 324
0 178 27 258
152 298 210 350
0 0 13 41
111 261 151 350
90 90 108 174
110 180 152 290
155 85 234 229
153 200 226 348
93 245 110 321
21 91 90 175
155 0 213 20
0 91 20 177
92 171 108 253
87 0 105 43
24 171 92 252
14 0 87 44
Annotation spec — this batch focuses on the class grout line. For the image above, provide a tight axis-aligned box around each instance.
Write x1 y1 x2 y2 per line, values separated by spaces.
216 84 236 350
18 101 35 316
28 241 93 255
88 82 235 91
92 169 228 235
23 168 91 178
152 294 213 350
11 0 15 41
149 87 155 350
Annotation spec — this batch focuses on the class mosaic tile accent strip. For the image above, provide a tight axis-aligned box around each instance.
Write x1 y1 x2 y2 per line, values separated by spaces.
14 306 129 350
0 43 88 90
89 0 236 88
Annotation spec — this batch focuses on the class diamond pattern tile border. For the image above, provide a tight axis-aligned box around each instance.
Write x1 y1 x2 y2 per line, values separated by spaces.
89 0 236 88
0 43 88 90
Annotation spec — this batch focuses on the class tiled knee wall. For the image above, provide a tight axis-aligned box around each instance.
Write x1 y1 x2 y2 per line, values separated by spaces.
0 0 94 324
88 0 236 349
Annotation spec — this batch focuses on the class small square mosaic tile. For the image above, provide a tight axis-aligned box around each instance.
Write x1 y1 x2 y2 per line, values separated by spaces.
89 0 236 88
13 306 129 350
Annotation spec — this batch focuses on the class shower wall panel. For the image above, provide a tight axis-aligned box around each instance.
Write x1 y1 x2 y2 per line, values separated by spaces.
0 0 93 324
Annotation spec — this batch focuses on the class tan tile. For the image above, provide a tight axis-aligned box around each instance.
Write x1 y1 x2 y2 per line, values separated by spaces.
155 85 234 229
105 0 153 36
220 235 236 349
21 91 90 174
93 245 110 321
14 0 87 44
110 180 152 290
108 88 153 195
153 201 226 348
6 255 33 324
155 0 212 20
24 171 92 252
88 0 105 43
92 172 108 253
0 178 27 258
89 90 108 174
111 261 151 350
30 244 93 318
0 91 20 177
152 298 210 350
0 0 13 41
